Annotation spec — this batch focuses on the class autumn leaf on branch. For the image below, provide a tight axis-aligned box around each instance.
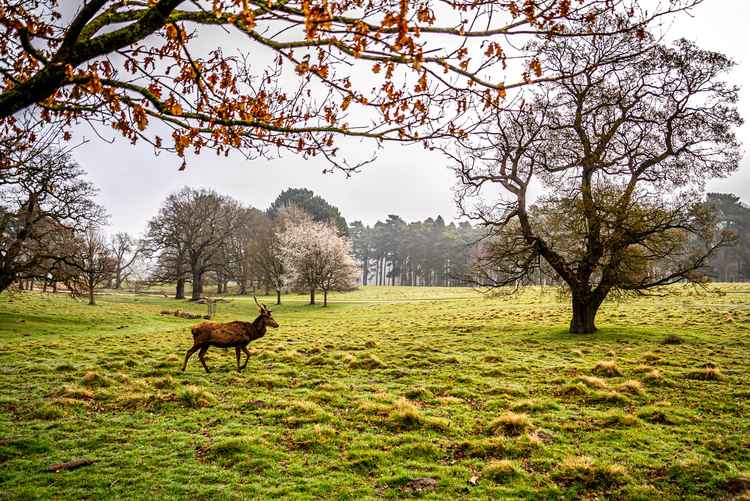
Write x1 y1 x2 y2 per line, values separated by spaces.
0 0 702 173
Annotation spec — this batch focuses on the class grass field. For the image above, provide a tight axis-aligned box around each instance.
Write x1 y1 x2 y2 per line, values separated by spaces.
1 285 749 500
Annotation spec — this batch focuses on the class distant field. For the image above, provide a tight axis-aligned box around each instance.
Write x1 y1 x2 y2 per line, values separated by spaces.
1 285 749 499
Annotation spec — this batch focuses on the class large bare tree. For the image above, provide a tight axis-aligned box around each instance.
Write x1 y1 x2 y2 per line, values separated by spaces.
63 225 116 305
109 232 143 289
0 117 105 293
0 1 699 171
450 29 742 333
146 187 241 300
222 206 266 295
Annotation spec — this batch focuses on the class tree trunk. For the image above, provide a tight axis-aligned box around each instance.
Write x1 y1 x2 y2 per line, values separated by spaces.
0 274 14 294
114 269 123 289
569 293 601 334
175 278 186 299
309 289 316 305
276 289 281 305
323 289 328 306
217 281 223 294
239 279 247 295
88 287 96 306
191 270 203 301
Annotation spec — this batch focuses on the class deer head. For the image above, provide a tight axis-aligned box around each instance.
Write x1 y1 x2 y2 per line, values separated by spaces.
254 295 279 328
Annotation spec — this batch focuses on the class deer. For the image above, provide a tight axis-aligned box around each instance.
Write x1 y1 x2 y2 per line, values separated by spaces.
181 296 279 373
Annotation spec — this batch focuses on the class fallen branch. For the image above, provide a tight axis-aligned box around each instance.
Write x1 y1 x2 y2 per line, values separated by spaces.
45 459 95 472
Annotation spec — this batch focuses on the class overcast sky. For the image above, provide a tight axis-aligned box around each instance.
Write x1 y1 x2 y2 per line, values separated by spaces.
71 1 750 237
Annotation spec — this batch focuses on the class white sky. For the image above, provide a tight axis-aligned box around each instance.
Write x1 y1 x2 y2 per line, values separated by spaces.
71 0 750 236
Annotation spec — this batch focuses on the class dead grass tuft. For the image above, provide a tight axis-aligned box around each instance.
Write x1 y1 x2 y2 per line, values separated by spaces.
358 400 391 416
60 385 94 400
662 334 684 345
592 360 622 377
553 455 628 488
404 387 434 401
349 354 387 370
284 400 332 426
487 412 531 436
637 406 685 425
578 375 608 389
487 384 527 397
588 390 630 404
387 397 448 431
176 385 217 408
617 380 645 396
642 352 660 362
511 398 560 413
558 382 590 397
290 424 337 449
151 375 176 390
644 368 662 380
482 459 523 483
685 367 725 381
595 410 642 428
81 371 112 388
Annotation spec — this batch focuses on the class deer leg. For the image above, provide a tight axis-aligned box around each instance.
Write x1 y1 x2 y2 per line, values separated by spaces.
235 346 242 372
240 346 251 370
198 346 210 373
182 345 200 371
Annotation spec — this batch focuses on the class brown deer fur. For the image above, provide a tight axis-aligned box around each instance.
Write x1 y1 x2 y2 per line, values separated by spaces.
182 299 278 373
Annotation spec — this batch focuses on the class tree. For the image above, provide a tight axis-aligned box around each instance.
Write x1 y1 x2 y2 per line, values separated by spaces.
249 217 287 305
280 214 356 305
348 215 481 286
109 232 143 289
317 235 358 306
0 118 105 293
63 225 116 305
0 1 698 172
450 29 742 333
348 221 371 285
146 187 241 300
706 193 750 281
223 207 267 295
269 188 348 235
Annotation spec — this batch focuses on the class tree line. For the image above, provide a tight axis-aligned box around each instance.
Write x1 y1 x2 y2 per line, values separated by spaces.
349 216 482 287
3 135 748 306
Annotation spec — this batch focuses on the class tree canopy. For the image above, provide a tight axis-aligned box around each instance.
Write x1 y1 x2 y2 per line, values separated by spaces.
268 188 347 235
0 0 699 171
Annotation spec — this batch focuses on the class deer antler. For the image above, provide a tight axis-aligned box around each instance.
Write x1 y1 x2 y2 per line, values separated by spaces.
253 294 264 311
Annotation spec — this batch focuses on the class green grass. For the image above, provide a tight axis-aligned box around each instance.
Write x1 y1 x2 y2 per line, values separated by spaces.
0 285 749 499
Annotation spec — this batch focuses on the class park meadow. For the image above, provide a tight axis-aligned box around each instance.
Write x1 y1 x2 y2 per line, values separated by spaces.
1 285 748 500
